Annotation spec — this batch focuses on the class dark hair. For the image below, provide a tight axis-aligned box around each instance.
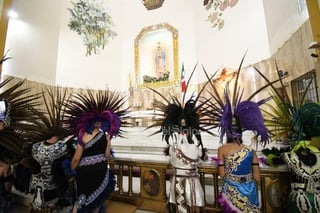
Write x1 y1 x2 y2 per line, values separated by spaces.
45 127 68 141
295 147 316 166
226 133 243 144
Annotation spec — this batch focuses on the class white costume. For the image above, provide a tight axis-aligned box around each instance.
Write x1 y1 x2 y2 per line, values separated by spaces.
168 133 205 213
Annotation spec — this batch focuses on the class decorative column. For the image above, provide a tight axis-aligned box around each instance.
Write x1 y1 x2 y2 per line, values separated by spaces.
306 0 320 79
0 0 12 77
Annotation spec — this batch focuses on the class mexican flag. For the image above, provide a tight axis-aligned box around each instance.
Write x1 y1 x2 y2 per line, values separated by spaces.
181 63 186 93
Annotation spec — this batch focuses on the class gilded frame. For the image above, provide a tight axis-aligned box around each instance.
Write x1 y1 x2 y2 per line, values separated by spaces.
140 167 163 200
134 23 179 89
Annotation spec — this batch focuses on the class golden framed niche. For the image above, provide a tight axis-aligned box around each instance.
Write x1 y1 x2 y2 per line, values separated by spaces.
134 23 179 89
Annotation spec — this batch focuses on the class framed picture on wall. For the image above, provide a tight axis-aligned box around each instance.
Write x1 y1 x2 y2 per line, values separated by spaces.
134 23 179 88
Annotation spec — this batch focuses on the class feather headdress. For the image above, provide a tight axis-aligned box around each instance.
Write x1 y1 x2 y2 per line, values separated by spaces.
253 63 318 145
219 85 271 145
291 102 320 141
27 86 72 142
251 63 320 166
0 77 40 159
148 64 215 158
203 55 272 146
0 52 42 160
64 89 129 145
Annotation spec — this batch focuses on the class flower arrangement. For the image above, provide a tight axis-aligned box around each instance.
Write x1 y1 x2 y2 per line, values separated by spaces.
68 0 117 56
203 0 239 30
143 72 170 83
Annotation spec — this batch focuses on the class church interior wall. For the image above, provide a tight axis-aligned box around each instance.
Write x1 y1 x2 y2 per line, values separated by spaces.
1 0 318 129
2 0 311 93
4 19 315 131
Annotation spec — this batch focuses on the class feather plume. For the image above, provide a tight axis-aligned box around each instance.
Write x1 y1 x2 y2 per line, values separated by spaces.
203 54 272 146
0 77 41 160
63 89 129 145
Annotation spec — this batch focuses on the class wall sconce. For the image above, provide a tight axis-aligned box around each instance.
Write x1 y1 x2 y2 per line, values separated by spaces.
277 70 288 78
308 41 320 49
7 10 18 19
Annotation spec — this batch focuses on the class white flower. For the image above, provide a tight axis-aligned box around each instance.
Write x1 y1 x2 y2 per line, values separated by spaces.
68 0 117 56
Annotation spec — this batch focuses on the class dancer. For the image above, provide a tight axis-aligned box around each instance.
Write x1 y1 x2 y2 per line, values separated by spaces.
154 98 208 213
148 65 213 213
253 65 320 212
16 87 74 212
64 89 128 213
202 58 272 212
0 75 44 212
281 103 320 213
0 100 12 212
214 86 270 213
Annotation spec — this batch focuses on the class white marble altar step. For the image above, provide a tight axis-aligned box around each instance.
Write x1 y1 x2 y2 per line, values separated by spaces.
112 127 219 153
111 127 220 162
111 127 286 162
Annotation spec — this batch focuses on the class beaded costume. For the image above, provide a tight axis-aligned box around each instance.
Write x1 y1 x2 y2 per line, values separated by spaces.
282 141 320 213
280 103 320 213
23 87 74 212
218 146 260 213
30 140 68 210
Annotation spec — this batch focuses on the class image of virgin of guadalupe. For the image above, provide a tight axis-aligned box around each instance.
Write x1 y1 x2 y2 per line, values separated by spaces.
154 43 166 78
143 41 171 84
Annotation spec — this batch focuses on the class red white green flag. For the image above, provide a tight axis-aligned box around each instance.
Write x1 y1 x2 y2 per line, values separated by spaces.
181 63 186 93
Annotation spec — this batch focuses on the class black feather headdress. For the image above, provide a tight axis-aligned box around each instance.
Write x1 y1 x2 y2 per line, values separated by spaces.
147 64 215 158
26 86 72 143
0 77 41 160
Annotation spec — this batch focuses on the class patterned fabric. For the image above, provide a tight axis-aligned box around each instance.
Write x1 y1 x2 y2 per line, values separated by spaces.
219 146 260 213
75 130 115 212
168 135 205 212
30 140 68 210
282 145 320 213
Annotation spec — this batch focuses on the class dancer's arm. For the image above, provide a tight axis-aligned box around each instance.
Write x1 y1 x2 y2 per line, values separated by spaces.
105 134 111 158
252 151 261 184
71 144 83 169
217 146 225 178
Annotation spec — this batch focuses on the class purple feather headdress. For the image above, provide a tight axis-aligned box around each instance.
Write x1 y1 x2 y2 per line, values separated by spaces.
220 87 271 146
64 89 129 145
75 110 121 145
